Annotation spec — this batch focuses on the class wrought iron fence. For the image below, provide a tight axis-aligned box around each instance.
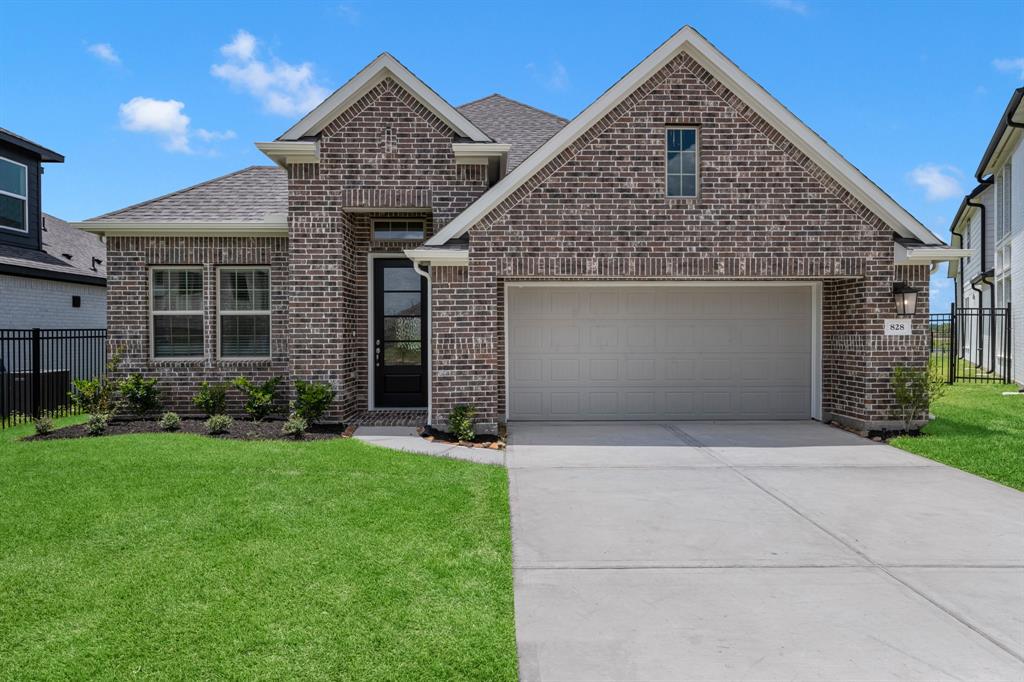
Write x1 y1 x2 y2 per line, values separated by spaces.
929 304 1012 384
0 328 107 428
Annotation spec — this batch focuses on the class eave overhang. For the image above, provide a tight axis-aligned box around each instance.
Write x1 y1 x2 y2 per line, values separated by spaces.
894 242 972 266
255 141 319 167
403 247 469 266
74 217 288 238
451 142 510 166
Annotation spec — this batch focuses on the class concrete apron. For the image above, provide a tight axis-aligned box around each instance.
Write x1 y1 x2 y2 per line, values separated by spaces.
507 420 1024 682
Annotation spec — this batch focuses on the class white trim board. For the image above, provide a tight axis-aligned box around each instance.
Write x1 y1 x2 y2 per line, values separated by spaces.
74 221 288 237
502 280 823 422
279 53 490 143
428 25 944 248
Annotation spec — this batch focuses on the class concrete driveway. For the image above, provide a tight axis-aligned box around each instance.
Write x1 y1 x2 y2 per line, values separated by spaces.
507 420 1024 681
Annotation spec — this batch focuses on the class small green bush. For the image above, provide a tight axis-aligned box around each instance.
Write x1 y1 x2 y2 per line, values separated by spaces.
69 349 122 415
118 373 162 416
233 376 282 422
448 404 477 443
193 382 229 417
85 413 110 436
159 412 181 432
891 366 947 433
293 380 336 424
282 414 309 440
205 414 233 435
33 412 55 436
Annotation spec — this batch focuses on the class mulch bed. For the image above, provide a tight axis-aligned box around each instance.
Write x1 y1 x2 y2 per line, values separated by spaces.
420 425 505 450
24 418 352 442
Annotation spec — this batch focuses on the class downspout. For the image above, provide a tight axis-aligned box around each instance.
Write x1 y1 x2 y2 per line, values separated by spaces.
411 259 432 426
970 279 985 366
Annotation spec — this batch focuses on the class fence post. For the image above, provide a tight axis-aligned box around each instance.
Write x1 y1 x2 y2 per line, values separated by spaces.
1006 303 1013 384
948 302 956 384
30 328 41 419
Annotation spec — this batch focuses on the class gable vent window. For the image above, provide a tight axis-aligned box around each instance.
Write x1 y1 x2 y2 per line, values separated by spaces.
151 268 204 359
0 156 29 233
372 219 425 241
666 127 698 198
219 268 271 359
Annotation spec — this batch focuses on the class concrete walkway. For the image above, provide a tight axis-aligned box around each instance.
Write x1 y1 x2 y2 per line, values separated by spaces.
352 426 505 465
507 420 1024 681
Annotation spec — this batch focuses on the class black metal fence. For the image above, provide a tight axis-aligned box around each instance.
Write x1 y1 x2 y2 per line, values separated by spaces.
930 304 1012 384
0 328 107 428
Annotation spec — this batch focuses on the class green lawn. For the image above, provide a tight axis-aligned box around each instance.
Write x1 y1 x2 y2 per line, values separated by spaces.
891 382 1024 491
0 419 517 681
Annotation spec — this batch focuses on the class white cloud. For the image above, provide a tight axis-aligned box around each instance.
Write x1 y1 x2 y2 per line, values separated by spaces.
87 43 120 65
992 57 1024 80
211 29 329 117
764 0 809 14
119 97 233 153
527 60 569 92
908 164 964 201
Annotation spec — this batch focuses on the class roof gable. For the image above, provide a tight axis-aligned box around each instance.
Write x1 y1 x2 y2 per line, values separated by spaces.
278 53 491 143
428 26 943 247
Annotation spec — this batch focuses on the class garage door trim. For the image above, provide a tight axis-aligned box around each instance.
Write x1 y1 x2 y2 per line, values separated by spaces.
503 281 823 421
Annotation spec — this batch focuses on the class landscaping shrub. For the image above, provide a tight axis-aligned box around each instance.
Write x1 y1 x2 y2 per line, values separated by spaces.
85 413 110 436
193 382 229 417
205 414 233 435
233 376 282 422
159 412 181 432
118 373 162 416
293 380 336 424
33 412 54 436
448 404 477 442
891 366 947 433
282 414 308 439
70 349 122 416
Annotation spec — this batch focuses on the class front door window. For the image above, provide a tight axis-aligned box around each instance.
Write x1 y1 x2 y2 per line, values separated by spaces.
374 259 428 407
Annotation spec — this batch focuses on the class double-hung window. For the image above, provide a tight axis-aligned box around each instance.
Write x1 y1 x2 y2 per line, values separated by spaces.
666 127 698 198
0 156 28 232
218 268 271 358
152 269 204 358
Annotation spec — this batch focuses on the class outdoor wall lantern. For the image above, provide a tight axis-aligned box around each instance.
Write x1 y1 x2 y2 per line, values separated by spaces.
893 283 921 317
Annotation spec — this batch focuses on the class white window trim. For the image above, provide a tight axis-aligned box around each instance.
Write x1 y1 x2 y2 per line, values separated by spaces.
150 266 205 361
371 218 426 242
216 266 272 361
0 155 29 234
665 127 699 199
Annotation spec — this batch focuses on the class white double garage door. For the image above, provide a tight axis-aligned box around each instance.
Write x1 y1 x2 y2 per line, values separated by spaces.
507 284 818 421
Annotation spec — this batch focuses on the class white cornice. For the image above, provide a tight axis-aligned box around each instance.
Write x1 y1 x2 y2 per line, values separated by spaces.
403 247 469 266
255 141 319 166
427 26 945 247
894 243 972 265
74 220 288 237
279 53 491 143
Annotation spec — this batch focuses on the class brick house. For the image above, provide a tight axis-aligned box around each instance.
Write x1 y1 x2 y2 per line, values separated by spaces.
79 27 966 433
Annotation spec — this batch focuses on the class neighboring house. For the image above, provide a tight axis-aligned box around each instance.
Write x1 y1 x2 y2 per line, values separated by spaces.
0 129 107 329
948 88 1023 383
78 27 964 432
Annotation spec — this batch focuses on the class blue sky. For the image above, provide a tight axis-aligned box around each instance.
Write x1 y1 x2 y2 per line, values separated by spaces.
3 0 1023 310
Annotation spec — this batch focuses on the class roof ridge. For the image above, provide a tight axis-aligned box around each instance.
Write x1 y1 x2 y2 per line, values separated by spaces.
85 165 280 222
458 93 569 124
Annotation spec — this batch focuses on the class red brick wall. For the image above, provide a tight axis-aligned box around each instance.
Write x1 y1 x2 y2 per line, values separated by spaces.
430 52 931 432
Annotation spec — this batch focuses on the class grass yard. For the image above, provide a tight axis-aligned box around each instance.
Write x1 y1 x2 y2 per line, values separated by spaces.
0 419 517 681
891 382 1024 491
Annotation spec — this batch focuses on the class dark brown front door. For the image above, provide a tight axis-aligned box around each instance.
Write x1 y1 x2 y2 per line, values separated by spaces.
373 259 428 408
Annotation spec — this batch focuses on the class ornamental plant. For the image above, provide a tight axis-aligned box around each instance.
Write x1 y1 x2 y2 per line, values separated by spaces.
193 381 229 417
233 376 282 422
282 414 309 440
118 373 162 416
448 404 477 443
205 414 233 435
85 413 110 436
891 366 947 434
293 380 336 424
33 412 54 436
159 411 182 432
70 349 123 416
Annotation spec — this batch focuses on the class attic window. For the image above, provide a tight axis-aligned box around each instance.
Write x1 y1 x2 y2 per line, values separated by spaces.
666 128 698 198
0 156 28 233
372 219 425 241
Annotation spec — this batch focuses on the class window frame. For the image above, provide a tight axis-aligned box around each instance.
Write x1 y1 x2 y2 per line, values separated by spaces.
216 266 272 361
371 218 426 242
150 266 205 361
665 126 700 199
0 155 29 234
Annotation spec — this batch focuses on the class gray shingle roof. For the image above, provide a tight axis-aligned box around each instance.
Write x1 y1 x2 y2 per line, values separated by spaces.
457 94 568 170
84 166 287 223
0 214 106 283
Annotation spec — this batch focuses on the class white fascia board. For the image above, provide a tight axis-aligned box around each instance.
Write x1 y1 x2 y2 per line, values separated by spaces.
894 242 972 265
427 26 943 247
403 247 469 266
255 141 319 166
74 220 288 237
279 53 490 143
452 143 510 156
980 126 1022 178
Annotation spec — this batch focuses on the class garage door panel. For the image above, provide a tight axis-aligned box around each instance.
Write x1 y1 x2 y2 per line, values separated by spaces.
508 286 813 420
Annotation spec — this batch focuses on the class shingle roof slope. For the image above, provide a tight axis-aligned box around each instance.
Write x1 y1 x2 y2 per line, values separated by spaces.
84 166 287 223
0 214 106 281
457 94 568 170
